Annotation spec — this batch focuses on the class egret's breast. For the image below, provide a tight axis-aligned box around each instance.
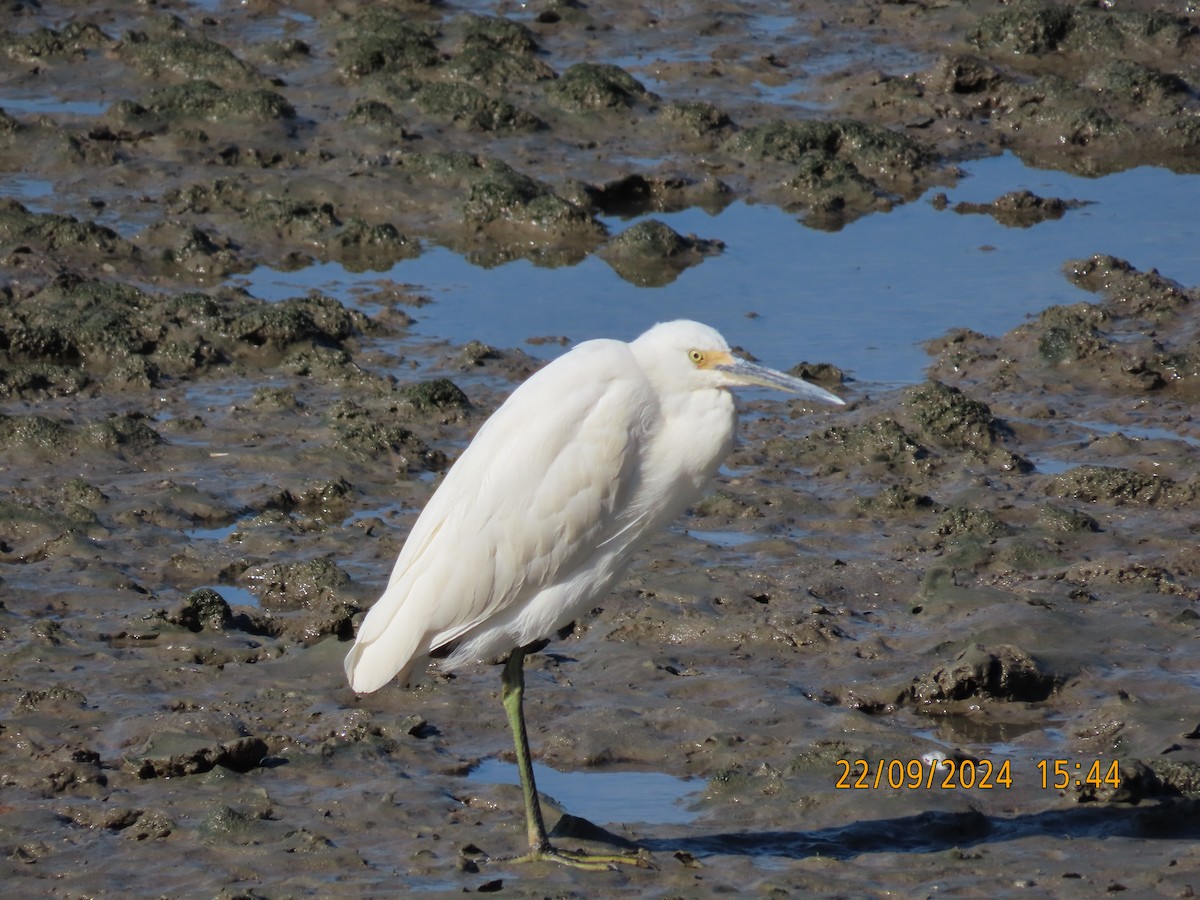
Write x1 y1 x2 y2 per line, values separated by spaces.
636 387 736 524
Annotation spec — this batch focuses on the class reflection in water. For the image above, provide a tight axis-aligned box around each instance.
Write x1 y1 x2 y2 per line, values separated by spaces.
235 154 1200 390
194 584 261 608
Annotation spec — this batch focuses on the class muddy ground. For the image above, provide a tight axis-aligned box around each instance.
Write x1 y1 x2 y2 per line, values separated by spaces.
1 1 1199 897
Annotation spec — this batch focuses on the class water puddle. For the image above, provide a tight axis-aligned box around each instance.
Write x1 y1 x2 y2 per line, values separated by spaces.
688 528 765 549
1025 417 1200 474
914 715 1047 749
185 522 241 542
236 153 1200 388
341 503 408 528
1074 420 1200 448
196 584 261 608
0 96 108 117
0 175 54 205
1027 456 1076 476
468 758 702 826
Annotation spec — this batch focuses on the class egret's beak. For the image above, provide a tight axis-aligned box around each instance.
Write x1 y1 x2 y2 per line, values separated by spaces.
718 357 846 406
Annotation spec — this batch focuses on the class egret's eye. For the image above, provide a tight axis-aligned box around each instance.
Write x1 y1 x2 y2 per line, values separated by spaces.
688 349 704 365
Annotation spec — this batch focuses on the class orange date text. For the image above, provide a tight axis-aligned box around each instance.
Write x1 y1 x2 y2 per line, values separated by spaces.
834 757 1013 790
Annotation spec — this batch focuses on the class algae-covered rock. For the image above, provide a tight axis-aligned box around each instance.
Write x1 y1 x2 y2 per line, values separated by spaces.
170 588 234 632
414 82 542 132
334 219 417 271
725 119 934 223
120 34 261 85
600 218 722 287
461 161 599 236
919 54 1006 95
243 197 337 240
1067 254 1196 318
0 363 90 399
231 294 362 349
346 99 406 133
446 13 553 84
336 11 439 79
728 119 930 173
782 153 882 218
546 62 654 111
787 361 846 390
969 1 1074 55
126 733 269 779
856 485 936 516
1083 60 1191 111
1147 760 1200 798
142 80 295 122
0 410 161 459
292 477 354 518
61 477 107 508
0 199 134 260
14 686 88 712
908 643 1057 704
934 506 1014 540
1073 758 1162 804
902 381 998 449
0 273 373 388
0 21 112 61
661 100 734 139
446 43 555 86
952 190 1088 228
902 380 1031 471
400 377 470 413
1047 465 1192 507
972 1 1193 57
457 13 539 54
605 218 695 259
138 220 245 279
459 162 547 222
1035 303 1110 364
1035 504 1100 534
1013 79 1129 147
333 417 424 460
778 418 931 474
242 557 351 610
3 276 153 365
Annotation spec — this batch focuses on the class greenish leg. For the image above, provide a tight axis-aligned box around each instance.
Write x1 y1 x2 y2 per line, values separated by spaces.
497 647 651 870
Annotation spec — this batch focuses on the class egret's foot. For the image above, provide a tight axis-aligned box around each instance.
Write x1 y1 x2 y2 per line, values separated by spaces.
506 845 653 871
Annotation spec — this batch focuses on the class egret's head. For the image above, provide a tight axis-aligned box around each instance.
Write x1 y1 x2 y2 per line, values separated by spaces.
632 320 845 406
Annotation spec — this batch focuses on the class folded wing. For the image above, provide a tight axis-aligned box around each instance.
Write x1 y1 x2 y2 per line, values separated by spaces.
345 339 656 692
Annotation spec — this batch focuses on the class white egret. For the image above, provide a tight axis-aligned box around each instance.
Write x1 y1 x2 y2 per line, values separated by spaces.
345 320 844 869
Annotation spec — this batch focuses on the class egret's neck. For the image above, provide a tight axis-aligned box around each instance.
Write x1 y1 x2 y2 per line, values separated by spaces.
640 386 736 524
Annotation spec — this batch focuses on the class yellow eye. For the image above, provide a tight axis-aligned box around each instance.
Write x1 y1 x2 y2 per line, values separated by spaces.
688 349 704 365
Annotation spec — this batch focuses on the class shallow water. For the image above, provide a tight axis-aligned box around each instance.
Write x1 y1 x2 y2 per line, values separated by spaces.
240 153 1200 388
687 529 764 549
185 523 241 542
0 175 53 202
195 583 261 608
0 96 109 116
469 758 702 826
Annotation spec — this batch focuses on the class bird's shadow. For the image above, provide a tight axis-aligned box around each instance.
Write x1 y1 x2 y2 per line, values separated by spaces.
637 799 1200 861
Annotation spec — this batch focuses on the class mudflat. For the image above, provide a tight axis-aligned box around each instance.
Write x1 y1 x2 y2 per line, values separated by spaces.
1 1 1198 896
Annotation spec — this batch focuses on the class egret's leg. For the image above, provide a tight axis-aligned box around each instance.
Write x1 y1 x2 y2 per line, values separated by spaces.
500 647 551 853
497 647 650 870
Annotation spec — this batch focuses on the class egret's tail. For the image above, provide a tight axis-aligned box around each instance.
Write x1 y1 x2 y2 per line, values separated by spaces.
344 627 423 693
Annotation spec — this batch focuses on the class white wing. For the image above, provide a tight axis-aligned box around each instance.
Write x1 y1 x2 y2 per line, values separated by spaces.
345 338 656 692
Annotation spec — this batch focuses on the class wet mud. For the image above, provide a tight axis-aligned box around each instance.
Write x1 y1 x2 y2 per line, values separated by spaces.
1 1 1199 897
